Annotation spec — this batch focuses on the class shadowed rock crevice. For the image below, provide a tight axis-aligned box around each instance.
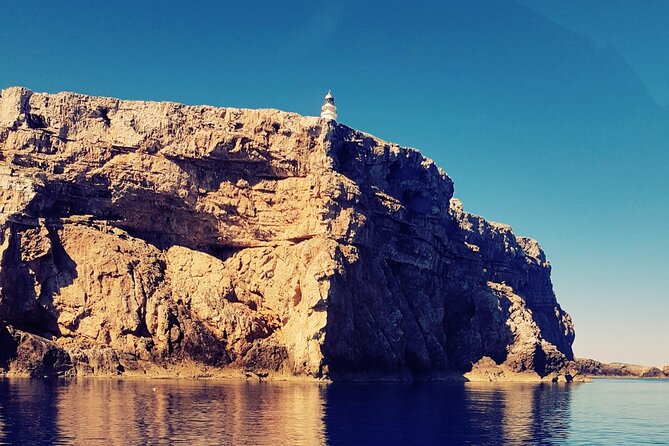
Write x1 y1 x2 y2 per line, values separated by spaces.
0 324 18 370
0 220 77 336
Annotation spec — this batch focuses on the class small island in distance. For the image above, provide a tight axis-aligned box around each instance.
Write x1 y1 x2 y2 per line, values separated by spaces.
0 87 665 382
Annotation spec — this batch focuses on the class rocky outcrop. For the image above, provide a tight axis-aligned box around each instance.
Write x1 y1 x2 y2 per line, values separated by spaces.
0 87 575 380
574 358 669 378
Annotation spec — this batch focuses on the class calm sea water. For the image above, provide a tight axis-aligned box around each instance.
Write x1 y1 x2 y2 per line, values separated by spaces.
0 377 667 445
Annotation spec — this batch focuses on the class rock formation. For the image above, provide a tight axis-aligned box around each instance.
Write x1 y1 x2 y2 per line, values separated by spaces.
573 359 669 378
0 87 575 380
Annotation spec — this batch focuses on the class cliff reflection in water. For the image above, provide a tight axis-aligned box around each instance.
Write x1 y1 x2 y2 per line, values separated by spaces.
324 382 573 445
0 379 327 446
466 383 572 445
0 378 575 445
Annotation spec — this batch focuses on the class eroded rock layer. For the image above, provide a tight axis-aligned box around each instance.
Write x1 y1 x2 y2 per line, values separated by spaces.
0 87 574 380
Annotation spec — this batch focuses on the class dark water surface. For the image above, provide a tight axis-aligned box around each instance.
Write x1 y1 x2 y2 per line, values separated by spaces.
0 378 667 445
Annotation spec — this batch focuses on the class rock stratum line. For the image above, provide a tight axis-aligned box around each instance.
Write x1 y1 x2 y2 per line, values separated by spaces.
0 87 575 381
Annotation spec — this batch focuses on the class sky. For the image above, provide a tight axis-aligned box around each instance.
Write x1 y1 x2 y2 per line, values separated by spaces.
1 0 667 366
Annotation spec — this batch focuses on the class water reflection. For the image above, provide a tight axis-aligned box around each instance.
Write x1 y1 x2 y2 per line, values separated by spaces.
0 379 62 445
4 377 669 445
324 382 573 445
0 379 327 446
0 378 577 445
465 383 572 445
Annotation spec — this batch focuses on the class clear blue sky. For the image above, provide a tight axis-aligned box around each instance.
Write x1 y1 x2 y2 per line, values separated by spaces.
2 0 667 366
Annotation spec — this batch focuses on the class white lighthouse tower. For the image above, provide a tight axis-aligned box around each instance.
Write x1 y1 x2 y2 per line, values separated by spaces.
320 90 337 121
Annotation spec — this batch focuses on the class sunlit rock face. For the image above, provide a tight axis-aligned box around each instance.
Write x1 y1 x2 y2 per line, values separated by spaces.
0 87 574 380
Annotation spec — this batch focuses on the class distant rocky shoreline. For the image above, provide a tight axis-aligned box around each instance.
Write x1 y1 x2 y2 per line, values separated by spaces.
573 358 669 379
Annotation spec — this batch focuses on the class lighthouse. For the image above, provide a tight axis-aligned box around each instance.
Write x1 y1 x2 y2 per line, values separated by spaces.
320 90 337 121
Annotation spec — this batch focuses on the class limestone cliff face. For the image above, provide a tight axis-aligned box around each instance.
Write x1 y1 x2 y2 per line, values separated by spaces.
0 87 574 379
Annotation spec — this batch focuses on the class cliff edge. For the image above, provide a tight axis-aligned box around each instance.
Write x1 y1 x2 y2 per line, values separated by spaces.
0 87 574 380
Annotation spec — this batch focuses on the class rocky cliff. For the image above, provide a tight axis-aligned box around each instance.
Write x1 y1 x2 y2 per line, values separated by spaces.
0 87 575 380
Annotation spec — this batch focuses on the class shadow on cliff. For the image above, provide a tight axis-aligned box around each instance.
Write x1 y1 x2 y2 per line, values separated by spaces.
0 219 77 338
320 124 521 381
0 323 16 370
24 173 239 260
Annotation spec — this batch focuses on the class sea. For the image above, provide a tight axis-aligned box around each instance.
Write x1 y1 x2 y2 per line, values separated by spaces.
0 377 667 445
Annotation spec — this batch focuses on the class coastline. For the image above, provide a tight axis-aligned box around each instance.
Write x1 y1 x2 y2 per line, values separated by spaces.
0 365 591 384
